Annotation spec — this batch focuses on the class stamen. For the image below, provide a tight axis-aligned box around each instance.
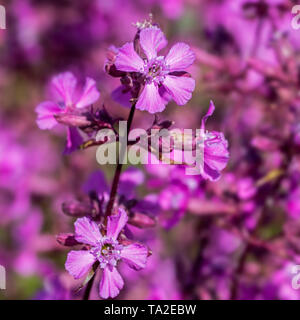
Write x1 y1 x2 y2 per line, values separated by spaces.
90 238 123 269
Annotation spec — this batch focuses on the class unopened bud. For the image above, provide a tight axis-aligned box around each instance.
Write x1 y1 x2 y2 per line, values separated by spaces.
56 233 80 246
62 200 92 217
104 46 126 77
129 212 156 228
119 238 134 246
158 120 174 129
55 114 91 127
251 136 279 151
105 64 127 78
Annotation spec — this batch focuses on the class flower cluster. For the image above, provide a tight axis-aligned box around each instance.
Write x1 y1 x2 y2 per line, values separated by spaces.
32 21 229 299
3 0 298 301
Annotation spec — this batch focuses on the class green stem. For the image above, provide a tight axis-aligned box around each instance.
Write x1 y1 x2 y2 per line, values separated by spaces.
83 103 136 300
104 103 136 219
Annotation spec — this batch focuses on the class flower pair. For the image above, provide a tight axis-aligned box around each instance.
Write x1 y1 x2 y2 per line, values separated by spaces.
36 26 196 128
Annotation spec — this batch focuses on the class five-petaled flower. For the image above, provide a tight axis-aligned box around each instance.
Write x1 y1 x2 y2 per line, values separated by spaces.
65 208 148 299
114 26 196 113
35 71 100 130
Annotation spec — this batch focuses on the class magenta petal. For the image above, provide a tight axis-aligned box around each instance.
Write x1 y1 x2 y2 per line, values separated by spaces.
74 217 102 246
13 252 38 276
75 77 100 109
51 72 77 106
201 100 215 130
203 132 229 181
202 163 221 181
82 170 109 195
107 208 128 240
111 85 132 108
63 127 83 155
159 85 172 105
99 266 124 299
159 185 188 229
65 250 96 279
139 27 167 60
136 82 166 113
165 42 195 72
163 75 195 105
120 244 148 271
35 101 61 130
115 42 144 72
119 167 145 199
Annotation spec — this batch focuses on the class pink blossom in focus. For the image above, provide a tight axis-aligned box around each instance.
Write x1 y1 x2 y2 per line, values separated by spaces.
114 27 195 113
65 209 148 299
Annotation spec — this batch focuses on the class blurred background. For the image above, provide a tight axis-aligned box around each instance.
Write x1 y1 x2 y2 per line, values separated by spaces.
0 0 300 300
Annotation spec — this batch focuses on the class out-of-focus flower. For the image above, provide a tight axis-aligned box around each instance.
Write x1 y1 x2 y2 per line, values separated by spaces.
35 72 100 130
0 124 59 225
159 184 189 229
199 227 243 299
145 163 202 228
148 259 182 299
13 209 57 276
113 26 195 113
35 275 70 300
65 209 148 299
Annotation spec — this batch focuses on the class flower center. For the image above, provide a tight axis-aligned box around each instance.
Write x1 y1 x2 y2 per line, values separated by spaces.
90 237 123 269
143 56 168 84
148 63 162 77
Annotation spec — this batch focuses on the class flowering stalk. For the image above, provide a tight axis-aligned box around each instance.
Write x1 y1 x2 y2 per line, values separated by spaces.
82 103 136 300
83 263 98 301
34 16 230 300
83 273 96 300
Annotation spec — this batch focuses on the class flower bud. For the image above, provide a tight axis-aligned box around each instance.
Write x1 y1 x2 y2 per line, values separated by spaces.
56 233 80 246
251 135 279 151
129 212 156 228
104 46 126 78
62 200 92 217
55 114 91 127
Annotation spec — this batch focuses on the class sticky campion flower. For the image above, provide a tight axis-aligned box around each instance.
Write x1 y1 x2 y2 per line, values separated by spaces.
200 101 230 181
35 71 100 130
114 26 195 113
65 208 148 299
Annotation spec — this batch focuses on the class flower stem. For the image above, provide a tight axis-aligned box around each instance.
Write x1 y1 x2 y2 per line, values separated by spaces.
82 104 136 300
104 103 136 219
83 103 136 300
83 271 96 300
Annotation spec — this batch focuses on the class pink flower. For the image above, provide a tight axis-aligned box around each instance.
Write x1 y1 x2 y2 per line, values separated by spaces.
65 208 148 299
200 101 230 181
114 27 195 113
35 72 100 130
158 184 188 229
